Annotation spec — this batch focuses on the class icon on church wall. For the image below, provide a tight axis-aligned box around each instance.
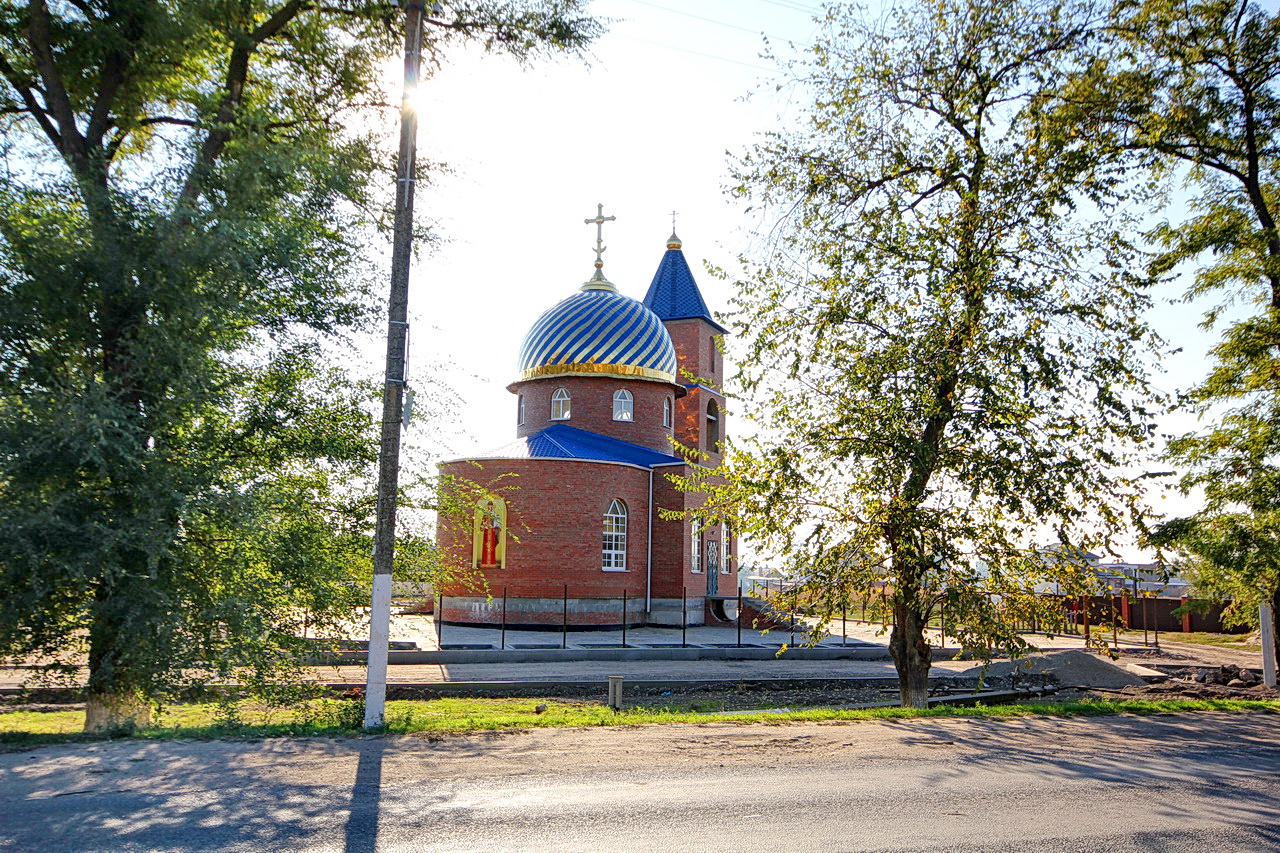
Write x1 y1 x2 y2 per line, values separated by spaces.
473 498 507 569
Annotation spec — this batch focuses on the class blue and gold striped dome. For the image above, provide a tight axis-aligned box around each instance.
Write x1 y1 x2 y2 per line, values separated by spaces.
518 287 678 383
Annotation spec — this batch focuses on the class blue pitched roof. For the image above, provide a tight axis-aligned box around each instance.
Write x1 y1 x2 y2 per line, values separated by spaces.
472 424 683 469
642 244 728 333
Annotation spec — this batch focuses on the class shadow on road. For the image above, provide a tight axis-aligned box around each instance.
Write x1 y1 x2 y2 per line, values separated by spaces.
342 739 386 853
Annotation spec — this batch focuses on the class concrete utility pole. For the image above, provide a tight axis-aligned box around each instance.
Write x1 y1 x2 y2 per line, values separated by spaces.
364 0 430 730
1261 603 1277 689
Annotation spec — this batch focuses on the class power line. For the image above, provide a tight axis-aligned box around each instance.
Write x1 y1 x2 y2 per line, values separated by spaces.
756 0 823 14
625 0 779 38
612 32 782 74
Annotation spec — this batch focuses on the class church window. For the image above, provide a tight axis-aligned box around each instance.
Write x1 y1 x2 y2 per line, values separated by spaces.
602 499 628 571
663 396 672 428
517 394 525 426
706 400 720 448
691 523 702 573
721 523 732 573
551 388 571 420
710 335 716 372
612 389 634 422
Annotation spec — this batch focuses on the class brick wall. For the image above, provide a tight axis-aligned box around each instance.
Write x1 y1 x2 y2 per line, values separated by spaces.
439 458 655 602
510 375 682 455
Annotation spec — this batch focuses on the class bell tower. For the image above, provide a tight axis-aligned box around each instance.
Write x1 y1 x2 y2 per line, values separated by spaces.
642 230 728 463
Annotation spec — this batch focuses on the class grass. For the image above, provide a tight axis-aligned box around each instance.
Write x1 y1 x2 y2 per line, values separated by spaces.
3 695 1279 749
1119 630 1261 652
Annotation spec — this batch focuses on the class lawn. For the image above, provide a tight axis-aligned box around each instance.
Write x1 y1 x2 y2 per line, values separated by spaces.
3 695 1279 749
1119 630 1262 652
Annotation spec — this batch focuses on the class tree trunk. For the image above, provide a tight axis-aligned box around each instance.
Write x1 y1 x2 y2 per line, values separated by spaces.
889 602 932 709
1271 587 1280 680
84 690 151 733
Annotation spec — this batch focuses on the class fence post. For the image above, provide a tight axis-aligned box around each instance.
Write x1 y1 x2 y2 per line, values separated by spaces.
501 587 507 651
842 599 847 647
561 584 568 650
737 583 743 648
1082 595 1090 642
1181 596 1192 633
622 590 628 648
682 586 687 648
1111 593 1117 649
437 594 444 647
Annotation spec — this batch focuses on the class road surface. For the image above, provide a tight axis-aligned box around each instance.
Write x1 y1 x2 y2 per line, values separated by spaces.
3 712 1278 851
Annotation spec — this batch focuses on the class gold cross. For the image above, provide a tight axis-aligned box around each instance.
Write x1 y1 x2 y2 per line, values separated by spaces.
584 203 616 272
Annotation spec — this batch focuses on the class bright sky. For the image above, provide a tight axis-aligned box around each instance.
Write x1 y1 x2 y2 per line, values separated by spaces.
401 0 819 460
392 0 1227 560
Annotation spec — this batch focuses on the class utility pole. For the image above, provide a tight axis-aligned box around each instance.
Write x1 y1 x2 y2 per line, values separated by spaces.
364 0 430 730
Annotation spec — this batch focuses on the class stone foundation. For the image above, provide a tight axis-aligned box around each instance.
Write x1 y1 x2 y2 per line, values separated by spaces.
437 594 707 629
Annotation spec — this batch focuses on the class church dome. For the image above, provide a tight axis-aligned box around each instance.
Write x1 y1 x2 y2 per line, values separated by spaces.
518 287 678 383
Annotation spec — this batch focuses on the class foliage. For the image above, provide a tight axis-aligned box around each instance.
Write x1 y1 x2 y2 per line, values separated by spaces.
0 0 601 729
1063 0 1280 653
696 0 1165 706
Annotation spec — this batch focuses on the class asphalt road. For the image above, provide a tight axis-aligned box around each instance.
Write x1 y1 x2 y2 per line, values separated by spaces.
3 712 1278 852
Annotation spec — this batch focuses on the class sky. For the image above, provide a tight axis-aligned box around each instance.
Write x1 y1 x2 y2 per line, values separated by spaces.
400 0 821 459
390 0 1229 561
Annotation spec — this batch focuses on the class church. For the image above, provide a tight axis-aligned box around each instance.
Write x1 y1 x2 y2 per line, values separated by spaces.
436 207 735 628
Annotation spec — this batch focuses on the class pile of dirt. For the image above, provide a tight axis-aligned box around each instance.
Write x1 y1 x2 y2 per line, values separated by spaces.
959 649 1148 689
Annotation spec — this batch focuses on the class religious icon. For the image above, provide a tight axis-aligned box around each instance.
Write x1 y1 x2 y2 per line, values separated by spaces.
473 498 506 570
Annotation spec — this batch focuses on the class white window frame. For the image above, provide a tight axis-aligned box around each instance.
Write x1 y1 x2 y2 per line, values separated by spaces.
691 523 702 573
602 499 628 571
612 389 634 422
517 393 525 426
720 523 732 573
663 396 672 428
551 388 571 421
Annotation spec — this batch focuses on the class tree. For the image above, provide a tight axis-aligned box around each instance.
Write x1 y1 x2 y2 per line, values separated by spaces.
705 0 1163 706
1062 0 1280 662
0 0 601 730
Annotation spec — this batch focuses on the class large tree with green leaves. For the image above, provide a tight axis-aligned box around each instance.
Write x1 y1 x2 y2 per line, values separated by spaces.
1060 0 1280 661
0 0 600 730
706 0 1163 706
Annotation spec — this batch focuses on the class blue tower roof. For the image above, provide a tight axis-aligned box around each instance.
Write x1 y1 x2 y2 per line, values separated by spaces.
642 233 727 334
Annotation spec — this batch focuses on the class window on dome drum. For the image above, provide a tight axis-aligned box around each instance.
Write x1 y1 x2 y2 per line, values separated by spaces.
612 389 634 422
691 523 702 573
517 394 525 426
551 388 571 420
663 397 672 429
602 499 627 571
706 400 720 448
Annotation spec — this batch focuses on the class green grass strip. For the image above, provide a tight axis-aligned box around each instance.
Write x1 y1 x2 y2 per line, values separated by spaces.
3 696 1278 749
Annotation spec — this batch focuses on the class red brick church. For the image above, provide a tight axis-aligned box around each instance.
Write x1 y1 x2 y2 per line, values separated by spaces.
437 209 735 628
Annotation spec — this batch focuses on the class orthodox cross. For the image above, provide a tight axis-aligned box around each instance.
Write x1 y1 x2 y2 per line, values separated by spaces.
584 203 616 278
670 209 678 231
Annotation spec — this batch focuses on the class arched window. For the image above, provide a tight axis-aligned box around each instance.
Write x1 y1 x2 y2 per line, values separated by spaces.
663 396 672 429
709 335 716 372
612 389 634 422
602 499 628 571
706 400 720 448
551 388 571 420
517 393 526 426
691 522 702 573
